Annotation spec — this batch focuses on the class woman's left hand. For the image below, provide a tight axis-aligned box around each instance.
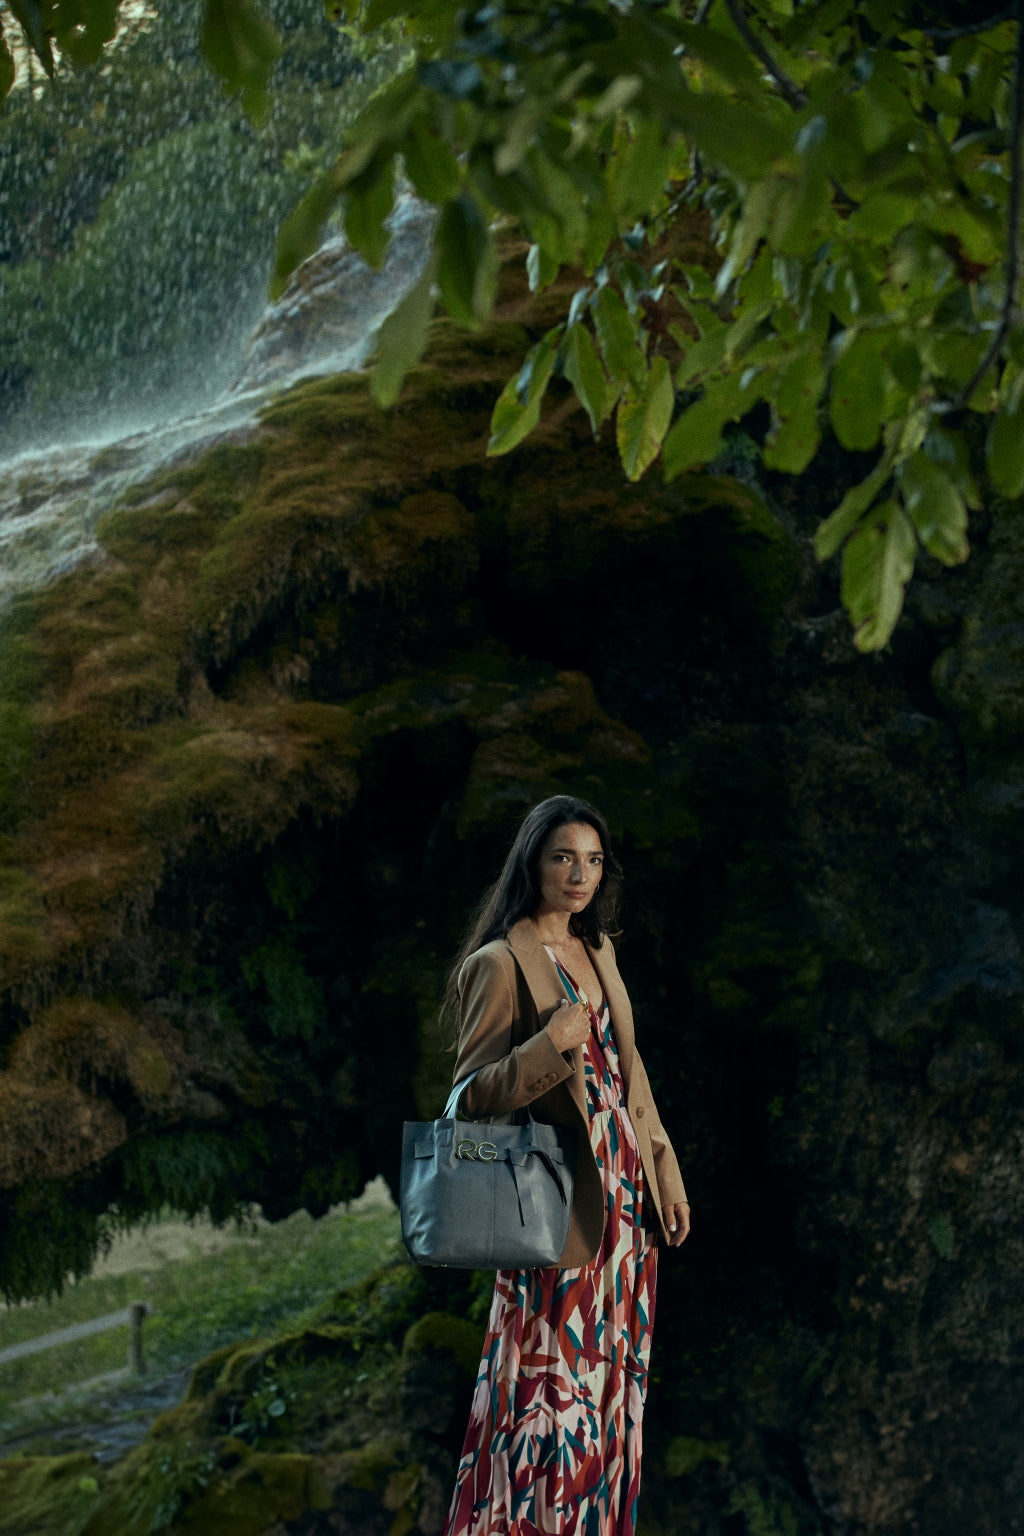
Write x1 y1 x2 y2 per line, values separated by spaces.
663 1202 690 1247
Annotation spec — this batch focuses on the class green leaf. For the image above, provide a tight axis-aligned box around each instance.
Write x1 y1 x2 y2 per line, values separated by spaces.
51 0 118 65
562 323 610 435
0 29 15 100
662 376 745 480
344 156 395 269
437 196 497 326
841 500 917 651
404 121 460 203
668 93 791 185
764 351 824 473
717 178 779 294
830 330 887 451
922 426 981 511
526 147 588 257
488 327 562 456
770 166 831 255
987 395 1024 498
592 287 646 391
494 101 542 176
591 73 642 119
363 0 421 25
272 165 347 300
371 250 438 407
928 202 1002 266
581 202 616 276
898 451 969 565
675 321 729 389
846 192 920 241
813 450 895 559
200 0 281 123
7 0 53 73
527 242 560 293
674 20 764 97
609 118 674 220
617 356 675 481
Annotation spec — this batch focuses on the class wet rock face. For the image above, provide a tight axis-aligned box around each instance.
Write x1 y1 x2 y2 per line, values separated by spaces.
0 244 1022 1533
232 196 436 394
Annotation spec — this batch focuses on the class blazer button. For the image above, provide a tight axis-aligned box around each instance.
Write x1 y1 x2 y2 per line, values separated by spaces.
635 1104 646 1119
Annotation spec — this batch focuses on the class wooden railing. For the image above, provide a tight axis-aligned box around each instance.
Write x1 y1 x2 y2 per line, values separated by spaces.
0 1301 151 1375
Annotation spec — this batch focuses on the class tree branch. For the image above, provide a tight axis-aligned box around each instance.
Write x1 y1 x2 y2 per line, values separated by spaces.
721 0 860 209
949 0 1024 411
921 6 1014 41
723 0 807 110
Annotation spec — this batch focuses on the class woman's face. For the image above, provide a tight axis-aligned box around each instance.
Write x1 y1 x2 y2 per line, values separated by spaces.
535 821 605 919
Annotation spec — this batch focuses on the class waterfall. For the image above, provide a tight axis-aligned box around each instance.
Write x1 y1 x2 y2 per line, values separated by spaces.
0 196 435 611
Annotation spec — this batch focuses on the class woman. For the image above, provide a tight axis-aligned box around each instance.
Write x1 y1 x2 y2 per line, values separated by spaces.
441 794 690 1536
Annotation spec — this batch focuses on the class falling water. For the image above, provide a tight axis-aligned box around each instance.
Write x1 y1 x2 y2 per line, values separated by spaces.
0 195 435 610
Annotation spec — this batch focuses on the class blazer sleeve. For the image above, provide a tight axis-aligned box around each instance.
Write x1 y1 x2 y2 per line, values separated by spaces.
634 1050 688 1207
453 948 574 1116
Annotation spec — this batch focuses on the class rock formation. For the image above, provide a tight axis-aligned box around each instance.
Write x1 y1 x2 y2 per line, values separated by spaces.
0 230 1020 1534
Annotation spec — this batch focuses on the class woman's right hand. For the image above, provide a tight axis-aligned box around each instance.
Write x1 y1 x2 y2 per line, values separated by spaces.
545 999 590 1053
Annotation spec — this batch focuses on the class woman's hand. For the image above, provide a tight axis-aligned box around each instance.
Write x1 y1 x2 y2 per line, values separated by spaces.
663 1201 691 1247
545 999 590 1053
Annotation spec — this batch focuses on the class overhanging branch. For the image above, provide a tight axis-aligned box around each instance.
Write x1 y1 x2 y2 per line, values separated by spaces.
723 0 807 110
722 0 859 208
921 6 1014 41
949 0 1024 411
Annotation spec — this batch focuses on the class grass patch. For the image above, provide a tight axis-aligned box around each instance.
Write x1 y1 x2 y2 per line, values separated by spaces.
0 1204 401 1420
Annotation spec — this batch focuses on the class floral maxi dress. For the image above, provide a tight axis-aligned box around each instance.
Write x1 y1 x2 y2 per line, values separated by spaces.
443 950 658 1536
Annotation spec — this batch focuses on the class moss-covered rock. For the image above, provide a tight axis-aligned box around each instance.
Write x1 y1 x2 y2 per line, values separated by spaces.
0 1452 101 1536
1 213 1023 1536
0 1263 477 1536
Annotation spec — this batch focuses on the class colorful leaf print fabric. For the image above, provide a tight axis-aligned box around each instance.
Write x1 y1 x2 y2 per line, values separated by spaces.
443 949 658 1536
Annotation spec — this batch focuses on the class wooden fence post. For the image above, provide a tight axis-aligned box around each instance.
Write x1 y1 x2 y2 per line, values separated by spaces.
127 1301 147 1375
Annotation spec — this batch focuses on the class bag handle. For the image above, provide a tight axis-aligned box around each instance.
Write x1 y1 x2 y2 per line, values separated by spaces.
442 1070 481 1120
443 1069 536 1125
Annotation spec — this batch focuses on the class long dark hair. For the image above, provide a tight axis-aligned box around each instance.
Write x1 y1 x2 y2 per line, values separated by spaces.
440 795 622 1038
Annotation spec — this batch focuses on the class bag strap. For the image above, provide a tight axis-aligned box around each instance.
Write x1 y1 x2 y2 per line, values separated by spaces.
442 1069 536 1125
442 1070 481 1120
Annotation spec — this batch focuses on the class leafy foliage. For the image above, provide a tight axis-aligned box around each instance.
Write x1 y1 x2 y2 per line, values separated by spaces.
6 0 1023 642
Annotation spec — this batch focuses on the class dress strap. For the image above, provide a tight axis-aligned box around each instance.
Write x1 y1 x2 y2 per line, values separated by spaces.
543 945 603 1020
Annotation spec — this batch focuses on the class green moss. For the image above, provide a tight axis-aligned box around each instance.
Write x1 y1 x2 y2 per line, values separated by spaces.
80 1436 328 1536
258 372 381 436
402 1311 484 1378
117 442 266 516
0 1453 102 1536
96 496 221 567
333 1430 405 1492
664 1436 730 1476
0 703 33 822
0 862 47 967
0 596 44 706
176 1449 331 1533
184 1343 247 1405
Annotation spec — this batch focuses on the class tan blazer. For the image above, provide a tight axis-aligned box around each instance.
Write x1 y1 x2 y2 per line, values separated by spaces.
451 916 687 1267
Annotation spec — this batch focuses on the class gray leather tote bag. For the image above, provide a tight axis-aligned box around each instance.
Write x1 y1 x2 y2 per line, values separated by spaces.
400 1071 577 1269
